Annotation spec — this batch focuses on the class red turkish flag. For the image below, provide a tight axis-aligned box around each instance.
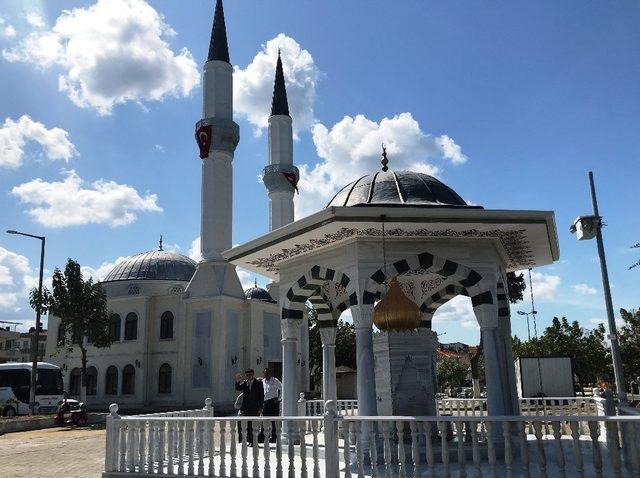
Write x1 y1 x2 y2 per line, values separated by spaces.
282 172 299 194
195 124 212 159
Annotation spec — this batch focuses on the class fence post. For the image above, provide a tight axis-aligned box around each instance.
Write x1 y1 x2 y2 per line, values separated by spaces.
204 397 214 417
324 400 340 477
298 392 307 416
105 403 121 473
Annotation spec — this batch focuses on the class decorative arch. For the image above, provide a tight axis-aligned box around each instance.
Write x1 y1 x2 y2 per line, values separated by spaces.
281 265 357 322
363 251 493 308
419 284 469 315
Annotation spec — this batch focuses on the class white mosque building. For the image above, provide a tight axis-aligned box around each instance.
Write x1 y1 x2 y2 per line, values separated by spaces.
44 0 309 411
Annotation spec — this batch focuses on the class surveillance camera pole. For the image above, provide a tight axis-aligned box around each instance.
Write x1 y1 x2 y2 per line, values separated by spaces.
588 171 627 404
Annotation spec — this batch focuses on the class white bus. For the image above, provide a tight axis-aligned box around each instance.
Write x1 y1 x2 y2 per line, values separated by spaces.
0 362 64 416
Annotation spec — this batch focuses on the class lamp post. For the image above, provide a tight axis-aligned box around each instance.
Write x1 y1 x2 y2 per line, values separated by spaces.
516 310 536 341
6 229 46 414
569 171 627 403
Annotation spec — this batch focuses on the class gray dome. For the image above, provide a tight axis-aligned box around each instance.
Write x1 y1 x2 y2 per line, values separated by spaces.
102 251 197 283
326 170 478 208
245 286 276 303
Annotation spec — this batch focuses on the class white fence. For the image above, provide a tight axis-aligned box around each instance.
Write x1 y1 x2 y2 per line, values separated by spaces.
301 395 358 417
104 399 640 478
438 397 600 417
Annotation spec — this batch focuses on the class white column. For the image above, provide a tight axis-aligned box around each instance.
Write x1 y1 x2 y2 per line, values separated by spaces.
320 327 337 403
281 319 301 417
268 115 293 167
351 305 377 416
269 191 295 231
203 60 232 120
480 324 508 416
201 151 233 260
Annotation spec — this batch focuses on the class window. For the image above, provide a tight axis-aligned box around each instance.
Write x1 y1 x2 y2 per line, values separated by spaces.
158 363 172 394
69 368 81 396
57 322 65 345
105 366 118 395
128 284 140 295
86 366 97 396
122 365 135 395
124 313 138 341
160 311 174 340
109 314 121 342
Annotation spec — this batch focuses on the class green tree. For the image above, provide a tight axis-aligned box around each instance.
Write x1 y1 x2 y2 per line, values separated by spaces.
437 357 469 392
32 259 112 403
307 306 356 392
506 272 526 304
629 243 640 270
512 317 611 390
619 308 640 385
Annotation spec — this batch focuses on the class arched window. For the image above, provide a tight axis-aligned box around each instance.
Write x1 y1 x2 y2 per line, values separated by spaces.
109 314 121 342
124 313 138 341
122 364 135 395
160 311 174 340
69 368 81 396
57 322 65 346
86 366 98 396
105 366 118 395
158 363 172 394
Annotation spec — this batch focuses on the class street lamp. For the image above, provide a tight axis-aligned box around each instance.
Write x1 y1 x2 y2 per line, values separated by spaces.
516 310 537 341
569 171 627 404
6 229 46 415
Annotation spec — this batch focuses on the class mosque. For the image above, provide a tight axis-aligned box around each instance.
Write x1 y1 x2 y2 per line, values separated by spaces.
44 0 309 410
46 0 559 420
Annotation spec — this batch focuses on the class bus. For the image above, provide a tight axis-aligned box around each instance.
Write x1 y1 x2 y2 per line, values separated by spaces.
0 362 64 415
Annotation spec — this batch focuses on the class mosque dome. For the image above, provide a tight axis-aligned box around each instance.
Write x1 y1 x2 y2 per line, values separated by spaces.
102 250 197 283
373 278 422 331
326 170 476 209
244 285 276 303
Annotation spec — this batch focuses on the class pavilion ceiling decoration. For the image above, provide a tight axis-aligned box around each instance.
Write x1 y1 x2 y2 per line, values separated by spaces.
247 227 534 272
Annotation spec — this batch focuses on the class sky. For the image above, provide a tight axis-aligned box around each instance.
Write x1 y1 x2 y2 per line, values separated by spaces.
0 0 639 345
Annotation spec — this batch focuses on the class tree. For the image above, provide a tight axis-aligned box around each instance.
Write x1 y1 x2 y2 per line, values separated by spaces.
32 259 112 403
436 357 469 392
307 306 356 392
506 272 526 304
619 308 640 385
629 243 640 270
512 317 611 390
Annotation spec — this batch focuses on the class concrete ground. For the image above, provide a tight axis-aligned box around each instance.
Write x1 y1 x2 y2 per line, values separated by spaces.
0 425 105 478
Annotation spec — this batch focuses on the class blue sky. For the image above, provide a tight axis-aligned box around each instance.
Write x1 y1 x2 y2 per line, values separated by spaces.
0 0 639 345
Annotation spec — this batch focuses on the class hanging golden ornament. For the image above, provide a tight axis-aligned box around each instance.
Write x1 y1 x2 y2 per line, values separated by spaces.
373 278 422 331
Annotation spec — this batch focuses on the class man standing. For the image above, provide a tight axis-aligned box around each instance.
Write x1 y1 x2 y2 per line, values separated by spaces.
261 368 282 442
235 369 264 445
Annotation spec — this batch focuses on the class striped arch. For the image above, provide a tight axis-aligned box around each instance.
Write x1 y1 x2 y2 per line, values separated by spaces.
282 265 357 323
496 280 510 320
363 251 493 308
419 284 469 315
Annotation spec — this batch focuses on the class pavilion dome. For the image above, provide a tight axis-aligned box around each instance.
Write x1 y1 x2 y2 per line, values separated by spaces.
245 285 276 303
102 251 197 283
326 170 478 209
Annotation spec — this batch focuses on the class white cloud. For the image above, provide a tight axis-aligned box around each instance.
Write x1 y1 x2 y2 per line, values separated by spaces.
234 33 319 137
433 295 479 329
0 247 32 310
26 13 45 29
0 115 77 169
82 256 130 282
296 113 468 218
187 237 202 262
572 283 597 296
11 170 162 228
3 0 200 115
154 144 165 153
516 270 561 301
0 17 16 39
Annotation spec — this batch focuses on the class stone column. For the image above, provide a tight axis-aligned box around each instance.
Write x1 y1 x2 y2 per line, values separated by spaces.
281 318 300 418
351 305 377 416
320 327 337 403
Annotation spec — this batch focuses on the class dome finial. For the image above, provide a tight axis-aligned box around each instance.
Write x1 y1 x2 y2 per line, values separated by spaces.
254 277 257 288
158 234 163 251
381 143 389 172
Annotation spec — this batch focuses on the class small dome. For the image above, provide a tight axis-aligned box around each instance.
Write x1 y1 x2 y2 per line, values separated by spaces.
373 278 422 331
245 286 276 303
102 251 197 283
326 170 477 208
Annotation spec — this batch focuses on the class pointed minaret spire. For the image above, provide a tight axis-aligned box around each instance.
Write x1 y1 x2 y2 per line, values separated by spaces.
271 50 290 117
208 0 230 63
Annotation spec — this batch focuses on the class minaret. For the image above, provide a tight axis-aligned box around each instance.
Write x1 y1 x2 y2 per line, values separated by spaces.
262 51 299 231
189 0 243 298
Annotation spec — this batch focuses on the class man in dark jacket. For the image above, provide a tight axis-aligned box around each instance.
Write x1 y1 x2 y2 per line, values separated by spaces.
235 369 264 445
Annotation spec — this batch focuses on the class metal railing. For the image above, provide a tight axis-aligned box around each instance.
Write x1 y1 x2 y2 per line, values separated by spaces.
104 399 640 477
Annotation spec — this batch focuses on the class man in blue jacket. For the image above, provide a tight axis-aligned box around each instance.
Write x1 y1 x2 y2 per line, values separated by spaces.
235 369 264 445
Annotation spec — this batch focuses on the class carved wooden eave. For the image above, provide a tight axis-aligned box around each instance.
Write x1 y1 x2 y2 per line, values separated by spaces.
223 206 559 281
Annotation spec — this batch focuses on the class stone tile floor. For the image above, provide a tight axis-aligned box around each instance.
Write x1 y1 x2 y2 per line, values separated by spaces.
0 425 105 478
